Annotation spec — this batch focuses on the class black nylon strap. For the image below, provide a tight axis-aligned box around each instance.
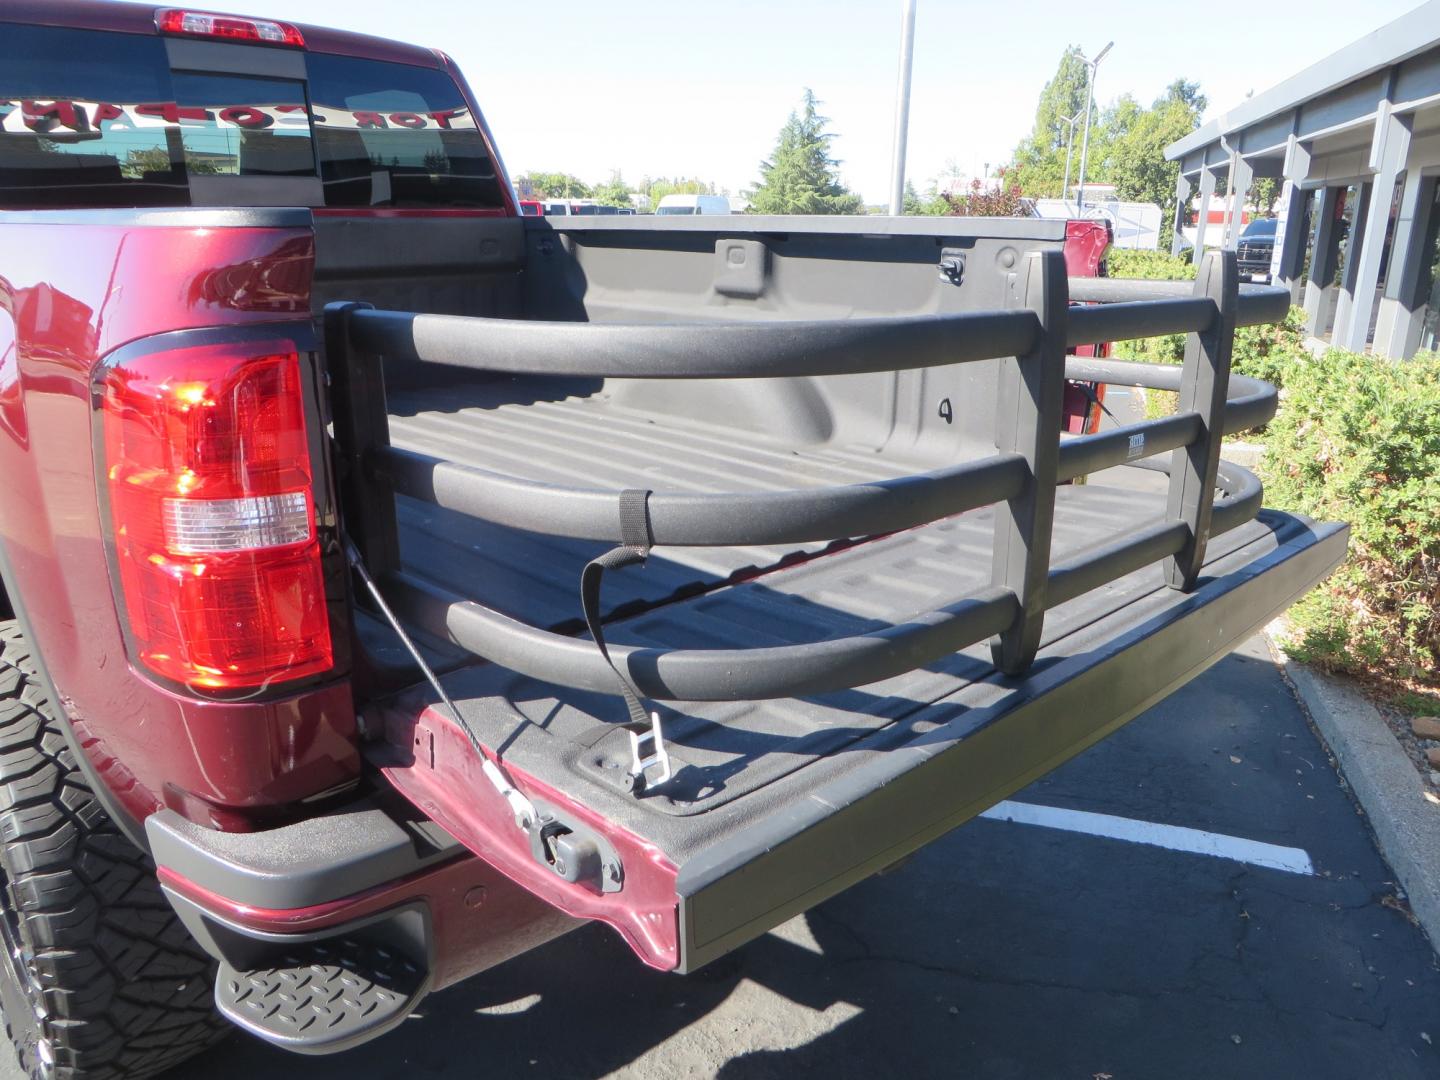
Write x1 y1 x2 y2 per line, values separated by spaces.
579 489 654 731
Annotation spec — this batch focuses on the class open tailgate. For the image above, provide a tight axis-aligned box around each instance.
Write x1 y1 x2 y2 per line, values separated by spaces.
329 251 1348 972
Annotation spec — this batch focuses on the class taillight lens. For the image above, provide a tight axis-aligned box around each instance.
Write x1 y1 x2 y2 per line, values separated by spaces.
101 344 332 691
155 8 306 48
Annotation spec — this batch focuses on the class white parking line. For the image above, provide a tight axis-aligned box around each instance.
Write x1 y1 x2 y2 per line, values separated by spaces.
979 800 1315 876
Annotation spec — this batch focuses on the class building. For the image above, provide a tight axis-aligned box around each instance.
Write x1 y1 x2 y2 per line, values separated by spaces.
1165 1 1440 357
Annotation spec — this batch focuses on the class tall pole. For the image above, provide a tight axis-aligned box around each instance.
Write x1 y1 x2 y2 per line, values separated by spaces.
1074 41 1112 215
1060 112 1079 203
888 0 917 215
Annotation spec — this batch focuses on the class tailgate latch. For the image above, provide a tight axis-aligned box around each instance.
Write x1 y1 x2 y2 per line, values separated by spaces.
937 249 966 286
626 711 673 795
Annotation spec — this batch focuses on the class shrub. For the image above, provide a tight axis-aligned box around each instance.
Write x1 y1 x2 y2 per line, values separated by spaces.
1260 350 1440 682
1104 248 1196 281
1104 248 1191 376
1110 305 1311 422
1229 305 1310 389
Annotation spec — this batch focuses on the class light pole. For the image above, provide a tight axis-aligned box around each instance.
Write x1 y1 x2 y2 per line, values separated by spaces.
1059 110 1082 204
1074 41 1113 216
888 0 917 215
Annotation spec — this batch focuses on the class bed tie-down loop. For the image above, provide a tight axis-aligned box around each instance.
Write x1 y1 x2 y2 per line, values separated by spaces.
578 488 672 794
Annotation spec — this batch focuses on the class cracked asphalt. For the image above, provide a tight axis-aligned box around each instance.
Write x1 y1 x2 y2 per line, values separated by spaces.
9 633 1427 1080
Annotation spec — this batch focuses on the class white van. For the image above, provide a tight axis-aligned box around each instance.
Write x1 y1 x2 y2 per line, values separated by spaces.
655 194 732 216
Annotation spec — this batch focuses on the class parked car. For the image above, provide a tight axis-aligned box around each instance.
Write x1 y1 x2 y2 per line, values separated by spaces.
518 198 543 216
0 3 1345 1077
655 193 732 215
1237 216 1278 281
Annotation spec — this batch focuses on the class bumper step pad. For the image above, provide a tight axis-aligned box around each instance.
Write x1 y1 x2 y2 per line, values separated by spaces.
216 936 428 1054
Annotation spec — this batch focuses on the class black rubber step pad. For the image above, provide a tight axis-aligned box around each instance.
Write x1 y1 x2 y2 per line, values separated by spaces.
215 937 427 1054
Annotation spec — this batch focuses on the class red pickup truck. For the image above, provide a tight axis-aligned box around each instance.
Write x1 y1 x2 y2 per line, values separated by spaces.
0 4 1345 1077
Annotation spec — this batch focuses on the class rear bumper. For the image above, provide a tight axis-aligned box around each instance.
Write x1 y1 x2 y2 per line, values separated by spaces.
147 797 580 1050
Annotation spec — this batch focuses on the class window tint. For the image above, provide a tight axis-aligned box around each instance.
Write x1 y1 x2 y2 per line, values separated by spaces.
306 54 503 209
170 72 314 178
0 25 187 207
0 29 506 212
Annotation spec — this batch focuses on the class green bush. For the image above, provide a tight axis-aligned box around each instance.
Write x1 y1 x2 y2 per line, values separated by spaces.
1229 305 1310 389
1260 350 1440 682
1104 248 1196 281
1104 248 1191 375
1110 305 1311 422
1103 246 1310 387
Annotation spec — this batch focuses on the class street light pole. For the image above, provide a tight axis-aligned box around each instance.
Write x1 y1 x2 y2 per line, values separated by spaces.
1060 110 1081 204
1074 41 1112 216
888 0 917 215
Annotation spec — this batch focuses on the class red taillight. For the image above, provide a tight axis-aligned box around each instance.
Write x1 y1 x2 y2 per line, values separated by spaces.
101 344 332 691
156 8 305 48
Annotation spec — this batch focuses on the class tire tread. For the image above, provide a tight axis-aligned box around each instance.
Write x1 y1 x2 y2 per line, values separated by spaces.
0 622 226 1079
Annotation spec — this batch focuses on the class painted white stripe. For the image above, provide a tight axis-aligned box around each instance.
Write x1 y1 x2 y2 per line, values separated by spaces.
979 800 1315 876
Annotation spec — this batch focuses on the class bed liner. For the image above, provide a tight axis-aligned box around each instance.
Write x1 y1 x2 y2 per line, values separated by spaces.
374 462 1329 863
386 377 949 631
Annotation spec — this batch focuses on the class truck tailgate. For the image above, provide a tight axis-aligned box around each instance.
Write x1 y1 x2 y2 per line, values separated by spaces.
368 485 1344 971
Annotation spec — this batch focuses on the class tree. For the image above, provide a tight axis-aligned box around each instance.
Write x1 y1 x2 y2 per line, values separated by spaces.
902 179 923 214
901 178 953 216
1251 177 1280 216
1106 86 1205 246
1161 78 1208 114
644 176 713 210
518 172 590 199
591 171 633 208
1009 47 1090 197
749 89 864 215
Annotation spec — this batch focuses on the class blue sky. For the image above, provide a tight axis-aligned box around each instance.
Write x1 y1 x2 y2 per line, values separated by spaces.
258 0 1418 201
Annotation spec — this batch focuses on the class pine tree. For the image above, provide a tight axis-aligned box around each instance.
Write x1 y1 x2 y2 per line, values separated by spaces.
749 90 863 215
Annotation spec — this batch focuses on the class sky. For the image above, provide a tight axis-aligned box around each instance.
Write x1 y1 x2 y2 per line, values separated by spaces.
254 0 1420 203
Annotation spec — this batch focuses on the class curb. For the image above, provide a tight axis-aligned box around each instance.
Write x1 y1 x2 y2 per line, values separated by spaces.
1220 440 1264 469
1266 624 1440 951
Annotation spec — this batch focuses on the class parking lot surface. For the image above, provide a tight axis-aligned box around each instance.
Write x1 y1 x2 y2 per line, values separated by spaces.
5 634 1435 1080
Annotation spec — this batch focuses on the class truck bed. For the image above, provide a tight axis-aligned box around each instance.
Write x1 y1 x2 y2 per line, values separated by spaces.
366 368 1344 971
378 385 1320 848
324 220 1346 973
387 376 942 628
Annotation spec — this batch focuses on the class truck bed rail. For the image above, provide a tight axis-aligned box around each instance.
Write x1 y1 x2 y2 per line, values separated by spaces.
326 250 1284 695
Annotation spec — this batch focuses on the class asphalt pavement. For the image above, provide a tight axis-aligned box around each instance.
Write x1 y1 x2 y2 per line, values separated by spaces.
5 632 1436 1080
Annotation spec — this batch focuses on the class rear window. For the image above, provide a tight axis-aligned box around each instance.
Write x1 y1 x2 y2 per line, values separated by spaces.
0 24 505 211
306 53 504 209
170 72 315 178
0 25 187 207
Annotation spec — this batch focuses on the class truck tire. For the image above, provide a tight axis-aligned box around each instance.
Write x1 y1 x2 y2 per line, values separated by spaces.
0 622 228 1078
